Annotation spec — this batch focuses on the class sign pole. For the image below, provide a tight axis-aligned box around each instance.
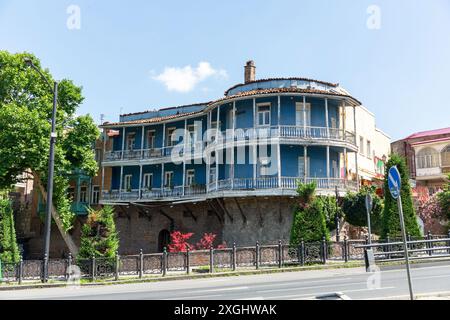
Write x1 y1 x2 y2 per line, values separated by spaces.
388 165 414 300
397 194 414 300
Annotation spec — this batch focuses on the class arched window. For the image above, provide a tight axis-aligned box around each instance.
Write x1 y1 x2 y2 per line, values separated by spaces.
416 147 439 169
441 145 450 167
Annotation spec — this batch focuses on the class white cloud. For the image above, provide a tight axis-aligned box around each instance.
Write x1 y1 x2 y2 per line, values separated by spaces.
152 62 227 93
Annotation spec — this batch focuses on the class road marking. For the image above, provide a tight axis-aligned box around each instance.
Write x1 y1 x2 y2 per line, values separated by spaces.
257 281 367 293
247 277 354 289
298 287 395 300
194 286 249 293
239 297 265 300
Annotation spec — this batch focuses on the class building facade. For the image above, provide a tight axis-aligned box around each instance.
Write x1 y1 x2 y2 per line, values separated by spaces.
96 61 390 253
392 127 450 194
346 105 391 191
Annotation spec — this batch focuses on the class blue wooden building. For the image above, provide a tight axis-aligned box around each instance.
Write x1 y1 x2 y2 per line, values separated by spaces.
99 61 363 251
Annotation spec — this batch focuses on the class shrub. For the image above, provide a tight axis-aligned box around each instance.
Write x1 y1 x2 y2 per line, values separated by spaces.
78 205 119 259
317 196 342 231
381 154 421 238
437 174 450 219
290 182 330 246
342 186 383 235
168 231 194 252
0 199 20 263
167 231 227 252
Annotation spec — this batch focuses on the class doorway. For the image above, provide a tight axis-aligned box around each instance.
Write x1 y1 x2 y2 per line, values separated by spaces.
158 229 171 252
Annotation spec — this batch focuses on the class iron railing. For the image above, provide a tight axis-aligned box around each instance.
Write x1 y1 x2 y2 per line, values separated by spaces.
3 234 449 284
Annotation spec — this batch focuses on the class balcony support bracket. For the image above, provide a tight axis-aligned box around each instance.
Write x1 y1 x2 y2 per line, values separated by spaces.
254 197 264 227
233 197 247 225
216 198 233 223
206 200 224 225
183 204 197 222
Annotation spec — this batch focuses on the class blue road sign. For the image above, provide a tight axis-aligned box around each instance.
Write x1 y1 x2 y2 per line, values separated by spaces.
388 166 401 199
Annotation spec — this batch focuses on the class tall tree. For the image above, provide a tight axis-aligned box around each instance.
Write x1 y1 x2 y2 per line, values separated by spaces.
0 199 20 263
0 51 99 250
78 206 119 259
381 154 421 238
342 186 383 235
290 182 330 245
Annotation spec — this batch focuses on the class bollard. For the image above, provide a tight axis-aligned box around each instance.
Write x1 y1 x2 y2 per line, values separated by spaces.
343 236 348 263
66 253 73 281
386 235 391 260
428 232 433 256
447 231 450 255
407 233 412 251
209 246 214 274
162 247 167 276
232 243 237 271
115 251 120 281
278 240 282 268
321 236 327 264
18 256 23 285
91 255 96 282
186 247 190 275
139 249 144 279
255 241 260 270
42 253 48 283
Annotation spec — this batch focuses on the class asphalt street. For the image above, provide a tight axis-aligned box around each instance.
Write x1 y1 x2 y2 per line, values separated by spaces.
1 261 450 300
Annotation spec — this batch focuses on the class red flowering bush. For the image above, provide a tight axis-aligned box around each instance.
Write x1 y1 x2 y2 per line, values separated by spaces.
418 192 444 222
167 231 194 252
196 233 217 250
167 231 226 252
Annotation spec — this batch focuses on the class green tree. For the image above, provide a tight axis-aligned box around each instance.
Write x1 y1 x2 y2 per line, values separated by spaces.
78 206 119 259
381 154 421 238
0 51 100 233
290 182 330 245
342 186 383 235
317 196 342 231
0 199 20 263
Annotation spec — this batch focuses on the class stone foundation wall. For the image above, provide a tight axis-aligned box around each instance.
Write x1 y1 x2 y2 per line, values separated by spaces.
221 197 296 246
25 196 297 258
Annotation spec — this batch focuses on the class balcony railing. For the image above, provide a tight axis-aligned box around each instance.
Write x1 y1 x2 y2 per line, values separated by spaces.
103 126 356 162
101 177 357 202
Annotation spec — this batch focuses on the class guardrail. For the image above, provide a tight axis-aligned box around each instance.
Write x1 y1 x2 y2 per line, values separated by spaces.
355 236 450 263
3 234 448 284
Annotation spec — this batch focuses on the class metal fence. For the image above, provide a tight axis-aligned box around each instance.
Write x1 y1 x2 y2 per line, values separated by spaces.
1 233 449 284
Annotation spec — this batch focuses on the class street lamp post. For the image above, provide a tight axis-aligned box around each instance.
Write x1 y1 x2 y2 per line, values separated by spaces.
24 58 58 283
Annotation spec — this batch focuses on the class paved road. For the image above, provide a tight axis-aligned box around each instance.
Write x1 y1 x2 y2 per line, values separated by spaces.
1 261 450 300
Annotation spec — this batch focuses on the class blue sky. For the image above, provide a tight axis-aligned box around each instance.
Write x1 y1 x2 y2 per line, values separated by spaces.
1 0 449 140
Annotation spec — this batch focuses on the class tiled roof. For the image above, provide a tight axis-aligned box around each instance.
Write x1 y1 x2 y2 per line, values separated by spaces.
411 137 450 146
101 110 203 127
120 102 210 117
406 127 450 140
224 77 339 96
211 87 361 106
103 86 360 128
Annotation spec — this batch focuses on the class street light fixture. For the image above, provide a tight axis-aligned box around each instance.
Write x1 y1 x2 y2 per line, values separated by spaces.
24 57 58 283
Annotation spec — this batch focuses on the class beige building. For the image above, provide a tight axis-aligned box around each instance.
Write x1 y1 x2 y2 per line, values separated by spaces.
392 127 450 194
346 105 391 188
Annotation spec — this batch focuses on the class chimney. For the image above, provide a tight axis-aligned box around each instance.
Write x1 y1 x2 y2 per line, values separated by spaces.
244 60 256 83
